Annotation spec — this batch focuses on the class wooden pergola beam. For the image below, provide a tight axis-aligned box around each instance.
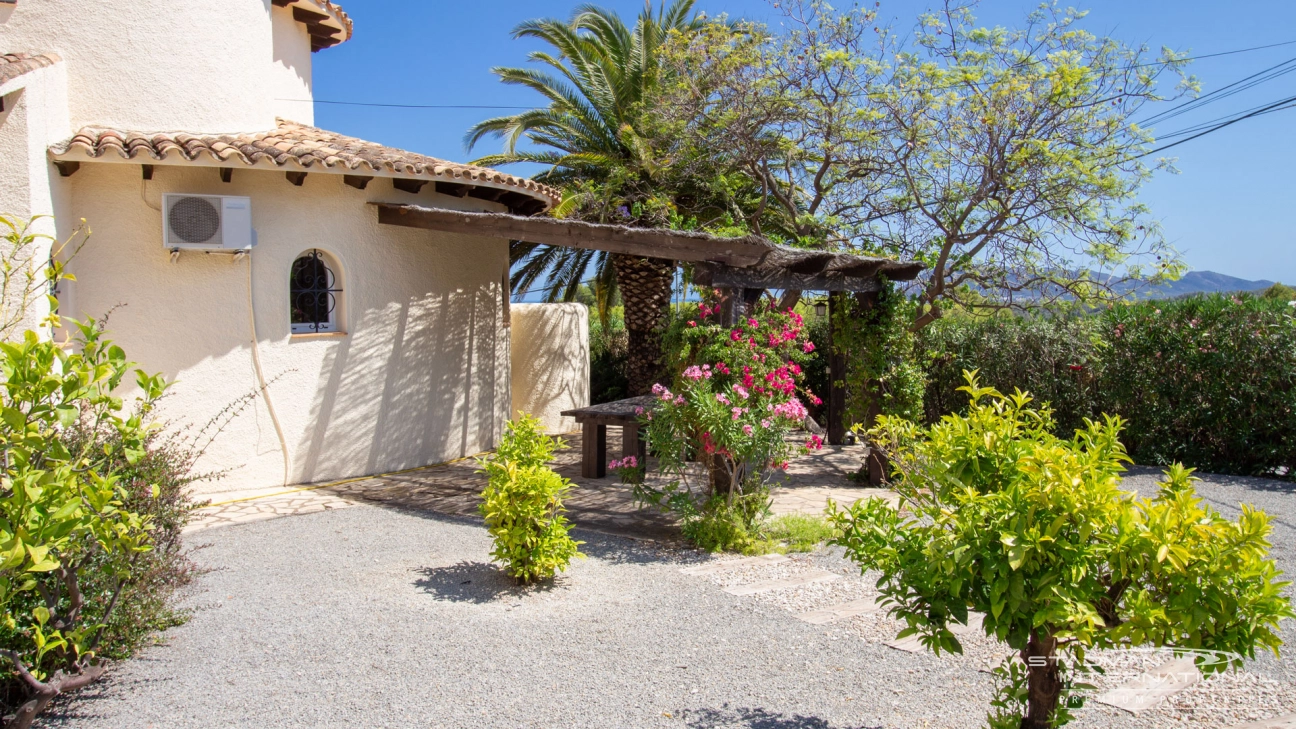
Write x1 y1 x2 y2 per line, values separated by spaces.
693 262 884 293
372 203 772 267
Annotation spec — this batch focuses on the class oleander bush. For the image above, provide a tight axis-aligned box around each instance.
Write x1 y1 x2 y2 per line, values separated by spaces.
478 415 583 584
642 303 822 551
920 312 1105 437
1103 295 1296 478
920 293 1296 479
829 373 1293 728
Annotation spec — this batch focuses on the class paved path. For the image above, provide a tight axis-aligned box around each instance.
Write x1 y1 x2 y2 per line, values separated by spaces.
189 434 894 540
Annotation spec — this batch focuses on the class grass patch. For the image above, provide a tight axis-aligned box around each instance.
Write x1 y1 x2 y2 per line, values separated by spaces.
756 513 840 553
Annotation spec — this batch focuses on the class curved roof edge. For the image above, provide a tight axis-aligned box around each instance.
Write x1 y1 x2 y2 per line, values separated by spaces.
274 0 353 52
50 119 560 214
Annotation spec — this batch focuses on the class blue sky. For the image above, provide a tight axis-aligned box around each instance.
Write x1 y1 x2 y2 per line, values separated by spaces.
312 1 1296 284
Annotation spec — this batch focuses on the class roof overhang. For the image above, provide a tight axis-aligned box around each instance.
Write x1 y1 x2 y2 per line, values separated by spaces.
271 0 352 52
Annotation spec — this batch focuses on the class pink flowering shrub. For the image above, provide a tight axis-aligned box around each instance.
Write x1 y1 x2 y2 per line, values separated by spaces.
608 455 646 485
638 305 825 548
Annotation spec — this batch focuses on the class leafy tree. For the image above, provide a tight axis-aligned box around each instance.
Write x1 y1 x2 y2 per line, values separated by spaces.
467 0 721 393
0 321 169 729
828 374 1293 728
652 0 1191 327
1261 282 1295 301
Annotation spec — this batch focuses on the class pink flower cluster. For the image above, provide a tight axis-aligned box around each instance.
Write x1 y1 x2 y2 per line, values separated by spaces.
608 455 639 470
763 365 798 396
683 364 713 380
805 434 823 451
769 397 808 422
652 383 685 405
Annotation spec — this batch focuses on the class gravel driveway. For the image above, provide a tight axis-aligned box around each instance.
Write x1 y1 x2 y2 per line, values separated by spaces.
41 469 1294 729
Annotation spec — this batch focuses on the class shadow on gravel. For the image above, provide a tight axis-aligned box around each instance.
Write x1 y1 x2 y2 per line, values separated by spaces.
682 707 882 729
412 561 548 603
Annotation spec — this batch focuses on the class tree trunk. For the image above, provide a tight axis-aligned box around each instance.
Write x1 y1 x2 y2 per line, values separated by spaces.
613 254 675 395
1020 630 1062 729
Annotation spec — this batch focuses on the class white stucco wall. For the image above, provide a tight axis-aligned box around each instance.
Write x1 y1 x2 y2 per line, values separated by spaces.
0 61 71 336
61 163 513 495
510 303 589 434
0 0 313 133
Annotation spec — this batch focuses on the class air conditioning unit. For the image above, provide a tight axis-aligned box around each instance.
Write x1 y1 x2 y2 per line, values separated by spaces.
162 194 254 251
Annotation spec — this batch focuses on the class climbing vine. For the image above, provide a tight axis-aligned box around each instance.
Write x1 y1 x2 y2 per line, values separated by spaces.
829 280 925 427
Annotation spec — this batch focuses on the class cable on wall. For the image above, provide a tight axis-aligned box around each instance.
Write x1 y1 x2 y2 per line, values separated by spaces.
244 252 293 487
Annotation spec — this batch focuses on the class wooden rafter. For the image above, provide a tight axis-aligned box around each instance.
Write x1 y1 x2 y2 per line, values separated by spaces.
373 204 771 267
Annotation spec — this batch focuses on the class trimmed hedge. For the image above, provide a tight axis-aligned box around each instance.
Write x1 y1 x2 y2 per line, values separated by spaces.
920 294 1296 479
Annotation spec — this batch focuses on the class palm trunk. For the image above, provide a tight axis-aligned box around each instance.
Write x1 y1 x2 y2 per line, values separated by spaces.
612 254 675 395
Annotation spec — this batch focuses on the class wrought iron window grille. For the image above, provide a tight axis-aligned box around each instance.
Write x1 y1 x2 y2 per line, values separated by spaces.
290 249 341 333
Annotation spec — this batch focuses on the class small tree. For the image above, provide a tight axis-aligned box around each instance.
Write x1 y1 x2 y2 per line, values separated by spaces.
478 415 583 584
0 321 169 728
828 373 1293 728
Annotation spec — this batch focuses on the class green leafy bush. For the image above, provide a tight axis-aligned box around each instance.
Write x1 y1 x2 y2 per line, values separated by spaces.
1104 295 1296 477
920 294 1296 479
0 321 171 728
478 415 583 584
828 373 1292 728
920 312 1105 436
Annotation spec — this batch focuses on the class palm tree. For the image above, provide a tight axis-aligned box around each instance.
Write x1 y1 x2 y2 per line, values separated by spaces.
466 0 709 395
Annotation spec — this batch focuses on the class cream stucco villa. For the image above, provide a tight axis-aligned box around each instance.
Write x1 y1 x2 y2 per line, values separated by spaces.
0 0 590 495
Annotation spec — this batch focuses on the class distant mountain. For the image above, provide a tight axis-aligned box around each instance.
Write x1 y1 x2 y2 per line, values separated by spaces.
1095 270 1274 299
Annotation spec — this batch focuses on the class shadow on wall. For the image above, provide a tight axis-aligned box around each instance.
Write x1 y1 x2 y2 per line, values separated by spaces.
510 303 589 433
293 283 504 485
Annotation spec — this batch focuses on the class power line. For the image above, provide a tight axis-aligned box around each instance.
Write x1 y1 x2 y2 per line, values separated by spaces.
1137 93 1296 157
293 99 533 109
282 38 1296 110
1139 56 1296 127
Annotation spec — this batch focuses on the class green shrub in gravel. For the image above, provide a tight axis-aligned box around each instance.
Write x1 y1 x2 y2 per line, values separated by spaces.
829 373 1293 729
0 321 173 729
478 415 584 584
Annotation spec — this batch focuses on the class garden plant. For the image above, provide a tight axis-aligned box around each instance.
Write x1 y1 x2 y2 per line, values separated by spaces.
921 293 1296 479
478 415 584 584
638 303 822 551
0 217 203 728
0 320 172 728
828 372 1293 728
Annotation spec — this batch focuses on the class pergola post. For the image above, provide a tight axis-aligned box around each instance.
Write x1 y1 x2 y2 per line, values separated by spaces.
827 291 848 445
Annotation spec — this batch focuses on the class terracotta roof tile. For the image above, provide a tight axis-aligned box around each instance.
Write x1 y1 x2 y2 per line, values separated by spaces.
0 52 61 86
50 119 560 212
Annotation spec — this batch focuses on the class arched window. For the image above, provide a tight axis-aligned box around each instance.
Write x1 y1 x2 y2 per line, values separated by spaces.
290 249 343 334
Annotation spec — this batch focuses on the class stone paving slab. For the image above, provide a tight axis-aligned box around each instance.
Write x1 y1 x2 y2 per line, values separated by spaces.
1231 715 1296 729
796 597 883 625
189 431 893 542
722 570 840 596
680 554 789 576
886 613 985 653
186 488 359 532
1093 656 1201 714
